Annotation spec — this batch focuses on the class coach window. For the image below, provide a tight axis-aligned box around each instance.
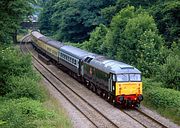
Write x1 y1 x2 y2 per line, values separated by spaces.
71 58 73 63
75 59 76 64
68 56 69 61
72 59 74 64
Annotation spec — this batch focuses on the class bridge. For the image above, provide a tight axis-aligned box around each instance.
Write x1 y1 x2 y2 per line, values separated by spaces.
21 22 39 29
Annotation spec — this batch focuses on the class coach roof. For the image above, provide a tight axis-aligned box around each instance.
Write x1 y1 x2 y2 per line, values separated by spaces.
31 31 44 39
47 40 64 49
60 45 92 59
38 36 64 49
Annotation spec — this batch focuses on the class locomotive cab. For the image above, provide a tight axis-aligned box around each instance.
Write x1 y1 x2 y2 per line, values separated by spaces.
114 73 143 107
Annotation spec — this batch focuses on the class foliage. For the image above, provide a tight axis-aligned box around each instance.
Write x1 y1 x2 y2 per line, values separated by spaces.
101 6 163 77
0 44 72 127
38 0 179 44
38 0 58 36
101 0 180 45
39 0 116 42
101 5 117 25
0 45 43 100
101 0 157 26
0 98 71 128
0 47 32 78
143 78 180 124
103 6 135 59
5 76 44 100
150 0 180 46
0 0 36 43
82 24 108 54
156 43 180 90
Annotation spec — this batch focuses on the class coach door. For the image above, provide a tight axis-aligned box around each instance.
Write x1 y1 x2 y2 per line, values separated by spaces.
81 61 84 76
108 73 113 92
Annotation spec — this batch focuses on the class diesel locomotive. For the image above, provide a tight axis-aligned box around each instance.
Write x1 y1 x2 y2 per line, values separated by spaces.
31 31 143 107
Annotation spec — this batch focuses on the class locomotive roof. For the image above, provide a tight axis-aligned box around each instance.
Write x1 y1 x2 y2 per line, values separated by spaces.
89 58 141 74
60 45 92 59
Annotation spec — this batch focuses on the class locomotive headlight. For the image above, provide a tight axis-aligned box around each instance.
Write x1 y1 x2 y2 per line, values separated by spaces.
138 95 143 101
119 96 124 102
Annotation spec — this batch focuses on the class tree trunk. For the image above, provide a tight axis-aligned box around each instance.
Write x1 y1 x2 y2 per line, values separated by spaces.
12 30 17 44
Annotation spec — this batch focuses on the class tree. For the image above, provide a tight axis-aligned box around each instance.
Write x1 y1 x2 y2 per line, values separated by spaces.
38 0 58 36
83 24 108 54
39 0 115 42
150 0 180 46
136 30 163 77
0 0 36 43
101 0 156 26
156 42 180 90
103 6 135 58
102 6 164 77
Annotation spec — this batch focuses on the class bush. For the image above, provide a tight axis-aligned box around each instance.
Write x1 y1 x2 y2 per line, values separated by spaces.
143 78 180 108
156 43 180 90
0 47 32 78
0 46 41 97
145 87 180 108
0 47 31 95
5 76 45 101
143 78 180 124
0 98 70 128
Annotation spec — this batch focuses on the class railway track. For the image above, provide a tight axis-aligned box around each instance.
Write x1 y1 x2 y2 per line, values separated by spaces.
122 109 168 128
20 42 120 128
20 40 174 128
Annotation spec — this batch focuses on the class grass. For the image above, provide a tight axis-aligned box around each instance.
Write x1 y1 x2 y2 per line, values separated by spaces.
39 81 72 128
42 99 72 128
